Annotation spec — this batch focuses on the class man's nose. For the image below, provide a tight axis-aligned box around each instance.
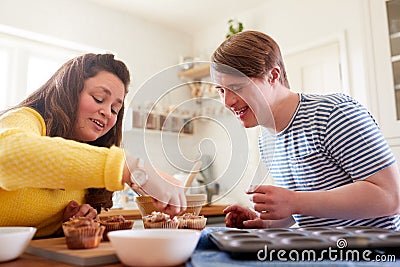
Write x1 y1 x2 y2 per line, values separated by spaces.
223 90 237 108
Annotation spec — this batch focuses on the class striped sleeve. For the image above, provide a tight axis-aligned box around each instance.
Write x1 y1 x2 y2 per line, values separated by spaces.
324 99 395 181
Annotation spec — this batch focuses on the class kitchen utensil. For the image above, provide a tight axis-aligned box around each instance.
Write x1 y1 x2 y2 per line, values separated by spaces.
0 227 36 262
130 183 147 196
108 229 201 267
184 161 202 193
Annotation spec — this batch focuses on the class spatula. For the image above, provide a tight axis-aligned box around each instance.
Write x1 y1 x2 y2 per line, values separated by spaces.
183 161 202 193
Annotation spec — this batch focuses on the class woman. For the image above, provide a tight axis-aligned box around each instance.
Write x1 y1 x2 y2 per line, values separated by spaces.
0 53 186 238
211 31 400 230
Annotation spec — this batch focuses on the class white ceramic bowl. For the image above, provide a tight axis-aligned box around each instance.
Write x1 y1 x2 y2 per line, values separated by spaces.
0 227 36 262
108 229 201 266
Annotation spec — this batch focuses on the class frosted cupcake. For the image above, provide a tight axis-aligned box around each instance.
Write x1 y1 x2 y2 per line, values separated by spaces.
100 215 134 241
62 217 105 249
142 211 179 229
177 213 207 230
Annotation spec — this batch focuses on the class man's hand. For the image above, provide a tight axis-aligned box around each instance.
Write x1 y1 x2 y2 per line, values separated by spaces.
224 204 262 228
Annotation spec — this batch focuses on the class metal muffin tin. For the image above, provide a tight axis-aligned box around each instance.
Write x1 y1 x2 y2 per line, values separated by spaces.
209 226 400 254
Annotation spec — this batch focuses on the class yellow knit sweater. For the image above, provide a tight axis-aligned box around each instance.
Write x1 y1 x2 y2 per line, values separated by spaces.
0 107 125 237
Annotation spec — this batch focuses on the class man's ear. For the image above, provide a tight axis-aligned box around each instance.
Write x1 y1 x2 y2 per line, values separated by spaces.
269 67 281 83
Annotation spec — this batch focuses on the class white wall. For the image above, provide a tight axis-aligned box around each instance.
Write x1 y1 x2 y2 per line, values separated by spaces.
0 0 193 98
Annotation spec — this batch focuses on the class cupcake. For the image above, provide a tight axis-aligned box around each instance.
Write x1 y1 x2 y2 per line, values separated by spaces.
177 213 207 230
100 215 134 241
142 211 179 229
62 217 105 249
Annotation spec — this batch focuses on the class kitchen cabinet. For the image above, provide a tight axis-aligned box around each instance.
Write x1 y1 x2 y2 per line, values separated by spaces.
387 0 400 116
369 0 400 159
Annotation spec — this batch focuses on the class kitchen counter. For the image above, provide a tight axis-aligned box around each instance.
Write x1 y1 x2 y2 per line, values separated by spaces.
99 205 228 220
3 207 227 267
8 227 400 267
2 253 186 267
3 208 227 267
0 253 125 267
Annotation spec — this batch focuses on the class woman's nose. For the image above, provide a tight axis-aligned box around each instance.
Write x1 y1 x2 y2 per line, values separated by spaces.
100 107 111 118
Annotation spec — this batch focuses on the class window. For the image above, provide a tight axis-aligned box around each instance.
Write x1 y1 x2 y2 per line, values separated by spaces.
0 26 104 111
26 56 64 95
0 49 9 109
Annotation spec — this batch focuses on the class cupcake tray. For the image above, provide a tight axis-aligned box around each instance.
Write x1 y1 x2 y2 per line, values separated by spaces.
209 226 400 259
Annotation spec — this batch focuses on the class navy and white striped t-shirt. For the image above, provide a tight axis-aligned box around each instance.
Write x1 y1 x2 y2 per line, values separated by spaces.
258 93 400 230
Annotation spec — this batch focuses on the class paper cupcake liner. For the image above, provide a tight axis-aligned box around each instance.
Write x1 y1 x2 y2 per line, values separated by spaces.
143 220 179 229
178 217 207 230
182 205 203 216
101 221 134 241
136 195 206 216
62 225 105 249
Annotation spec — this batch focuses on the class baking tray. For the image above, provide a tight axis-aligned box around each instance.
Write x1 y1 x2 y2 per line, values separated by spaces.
209 226 400 259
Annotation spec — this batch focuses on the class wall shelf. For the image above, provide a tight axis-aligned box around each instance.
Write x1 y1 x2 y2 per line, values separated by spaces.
125 128 192 137
178 63 210 80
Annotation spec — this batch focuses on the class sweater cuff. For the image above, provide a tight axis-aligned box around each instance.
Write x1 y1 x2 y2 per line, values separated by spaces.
104 146 125 191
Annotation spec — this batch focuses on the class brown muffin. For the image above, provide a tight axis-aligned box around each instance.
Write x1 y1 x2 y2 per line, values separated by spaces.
100 215 134 241
177 213 207 230
142 211 179 229
62 217 105 249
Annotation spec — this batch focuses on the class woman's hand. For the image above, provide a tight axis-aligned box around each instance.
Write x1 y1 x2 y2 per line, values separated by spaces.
62 200 98 222
123 156 187 217
147 169 187 216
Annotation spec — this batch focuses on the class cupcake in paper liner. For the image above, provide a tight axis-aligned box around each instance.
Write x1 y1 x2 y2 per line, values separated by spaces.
142 211 179 229
100 215 134 241
177 213 207 230
62 217 105 249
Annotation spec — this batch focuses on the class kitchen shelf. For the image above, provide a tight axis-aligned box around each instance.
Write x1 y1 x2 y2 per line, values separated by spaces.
126 128 193 136
393 54 400 62
390 33 400 56
178 63 210 80
390 31 400 39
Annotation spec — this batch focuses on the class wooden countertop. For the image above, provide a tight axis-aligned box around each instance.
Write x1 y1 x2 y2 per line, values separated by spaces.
99 205 227 220
4 252 123 267
3 253 185 267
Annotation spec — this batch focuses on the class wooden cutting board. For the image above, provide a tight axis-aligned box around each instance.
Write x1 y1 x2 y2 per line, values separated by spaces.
26 237 119 266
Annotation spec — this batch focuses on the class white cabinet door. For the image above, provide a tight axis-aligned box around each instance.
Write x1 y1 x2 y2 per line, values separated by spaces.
285 41 344 95
369 0 400 160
